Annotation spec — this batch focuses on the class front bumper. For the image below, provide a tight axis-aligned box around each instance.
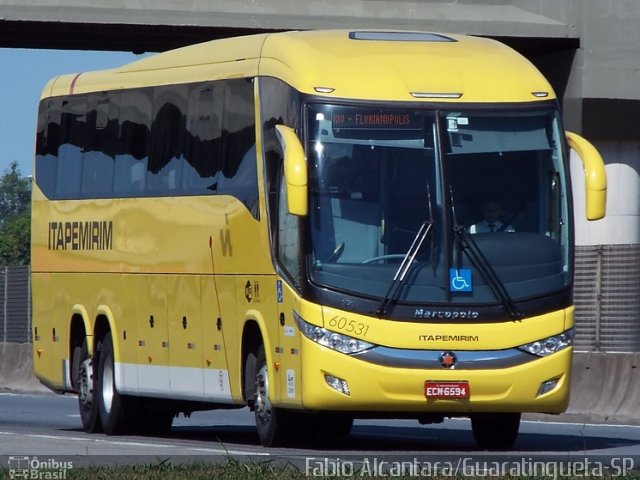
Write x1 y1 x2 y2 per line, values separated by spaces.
300 337 571 414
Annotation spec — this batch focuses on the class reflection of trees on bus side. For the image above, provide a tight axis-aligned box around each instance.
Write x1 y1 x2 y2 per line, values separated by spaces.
34 78 259 217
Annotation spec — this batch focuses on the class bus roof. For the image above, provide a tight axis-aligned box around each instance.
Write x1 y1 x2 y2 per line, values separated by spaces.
42 29 556 104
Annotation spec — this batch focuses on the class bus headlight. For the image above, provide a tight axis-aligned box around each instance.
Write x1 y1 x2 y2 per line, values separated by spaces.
518 328 574 357
294 311 374 354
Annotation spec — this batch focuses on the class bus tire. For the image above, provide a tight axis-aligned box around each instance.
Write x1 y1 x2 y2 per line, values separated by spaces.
253 344 295 447
136 402 174 436
471 412 521 450
312 413 353 438
96 332 133 435
244 350 257 410
75 340 101 433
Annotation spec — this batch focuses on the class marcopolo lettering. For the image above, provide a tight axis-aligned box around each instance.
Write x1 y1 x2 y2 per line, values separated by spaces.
48 221 113 251
414 308 480 319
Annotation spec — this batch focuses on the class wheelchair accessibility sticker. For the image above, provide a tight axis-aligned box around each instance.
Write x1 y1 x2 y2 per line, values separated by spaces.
449 268 472 292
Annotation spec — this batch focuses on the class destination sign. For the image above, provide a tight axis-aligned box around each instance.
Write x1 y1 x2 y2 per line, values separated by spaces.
330 109 422 129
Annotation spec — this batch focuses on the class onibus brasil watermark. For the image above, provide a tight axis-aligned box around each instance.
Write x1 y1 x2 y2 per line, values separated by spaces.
7 456 73 479
305 456 636 478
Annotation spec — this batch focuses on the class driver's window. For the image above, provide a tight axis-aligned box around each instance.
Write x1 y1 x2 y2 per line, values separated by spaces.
277 169 303 288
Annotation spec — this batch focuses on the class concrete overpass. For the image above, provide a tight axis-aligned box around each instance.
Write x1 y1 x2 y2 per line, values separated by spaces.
1 0 639 351
1 0 639 139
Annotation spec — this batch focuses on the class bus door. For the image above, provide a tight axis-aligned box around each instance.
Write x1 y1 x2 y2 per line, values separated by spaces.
273 165 303 406
276 278 303 406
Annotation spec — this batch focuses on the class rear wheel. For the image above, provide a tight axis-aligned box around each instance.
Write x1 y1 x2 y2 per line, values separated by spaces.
135 401 174 435
96 332 134 435
253 345 296 446
471 413 521 450
75 340 101 433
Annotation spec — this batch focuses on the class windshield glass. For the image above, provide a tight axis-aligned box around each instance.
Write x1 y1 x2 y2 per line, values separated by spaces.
306 104 570 309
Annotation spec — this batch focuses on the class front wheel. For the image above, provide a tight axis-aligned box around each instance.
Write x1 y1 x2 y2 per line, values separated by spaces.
304 413 353 438
253 345 296 446
471 413 521 450
96 332 134 435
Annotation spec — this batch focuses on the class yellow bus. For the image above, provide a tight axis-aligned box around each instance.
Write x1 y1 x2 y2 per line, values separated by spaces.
31 30 606 450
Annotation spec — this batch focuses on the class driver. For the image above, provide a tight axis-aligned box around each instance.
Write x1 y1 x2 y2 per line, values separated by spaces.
469 200 515 233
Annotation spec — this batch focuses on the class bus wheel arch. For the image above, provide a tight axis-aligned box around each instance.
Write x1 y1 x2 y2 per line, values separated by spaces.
92 308 130 435
240 317 296 446
96 331 132 434
93 314 111 355
69 309 102 433
241 320 263 409
253 343 297 446
69 312 89 392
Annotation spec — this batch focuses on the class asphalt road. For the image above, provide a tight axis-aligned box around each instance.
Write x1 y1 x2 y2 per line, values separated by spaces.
1 392 639 474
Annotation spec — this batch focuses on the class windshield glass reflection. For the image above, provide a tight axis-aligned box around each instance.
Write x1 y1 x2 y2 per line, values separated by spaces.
305 104 569 309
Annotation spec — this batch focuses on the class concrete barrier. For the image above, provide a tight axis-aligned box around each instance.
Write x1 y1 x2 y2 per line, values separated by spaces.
564 351 640 424
1 343 638 424
0 342 49 394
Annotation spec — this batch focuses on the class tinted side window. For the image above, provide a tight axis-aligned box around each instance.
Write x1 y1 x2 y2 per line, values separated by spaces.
184 84 223 194
259 77 301 241
82 96 118 197
34 78 259 202
148 86 188 194
56 98 86 196
35 98 62 197
113 89 151 196
218 78 258 217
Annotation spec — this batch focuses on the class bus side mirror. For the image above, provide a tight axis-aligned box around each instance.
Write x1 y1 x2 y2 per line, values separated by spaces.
566 131 607 221
275 125 308 216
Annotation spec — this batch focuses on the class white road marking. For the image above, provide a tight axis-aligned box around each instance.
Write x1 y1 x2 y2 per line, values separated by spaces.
522 419 640 429
7 432 268 456
185 447 269 455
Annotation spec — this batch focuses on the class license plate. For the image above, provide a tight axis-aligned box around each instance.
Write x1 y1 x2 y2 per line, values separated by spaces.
424 381 470 399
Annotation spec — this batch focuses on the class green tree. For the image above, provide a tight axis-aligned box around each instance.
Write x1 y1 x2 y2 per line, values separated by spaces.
0 162 31 265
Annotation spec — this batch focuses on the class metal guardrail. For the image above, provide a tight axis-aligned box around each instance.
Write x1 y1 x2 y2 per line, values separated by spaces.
574 244 640 353
0 266 31 343
2 245 639 350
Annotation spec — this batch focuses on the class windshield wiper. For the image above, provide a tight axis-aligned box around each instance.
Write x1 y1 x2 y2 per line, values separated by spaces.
449 187 522 319
375 184 434 317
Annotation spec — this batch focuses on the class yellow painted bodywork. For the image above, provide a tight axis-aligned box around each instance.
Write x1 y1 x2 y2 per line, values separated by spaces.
292 303 572 412
31 184 272 401
566 131 607 220
300 338 571 413
33 30 575 415
42 30 555 104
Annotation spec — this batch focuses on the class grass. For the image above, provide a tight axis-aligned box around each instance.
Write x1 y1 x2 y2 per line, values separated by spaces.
2 456 639 480
2 457 302 480
65 458 301 480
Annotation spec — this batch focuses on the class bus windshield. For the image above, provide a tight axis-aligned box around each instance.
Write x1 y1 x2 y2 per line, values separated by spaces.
306 104 570 311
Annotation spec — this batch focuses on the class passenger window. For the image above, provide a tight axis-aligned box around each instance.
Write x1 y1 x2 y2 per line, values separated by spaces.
56 98 85 197
183 84 223 193
82 97 117 197
114 90 151 196
218 79 258 216
147 86 188 194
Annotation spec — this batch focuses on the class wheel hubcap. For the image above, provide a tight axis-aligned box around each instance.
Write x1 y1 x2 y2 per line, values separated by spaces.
101 355 114 414
255 364 272 424
78 359 93 407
